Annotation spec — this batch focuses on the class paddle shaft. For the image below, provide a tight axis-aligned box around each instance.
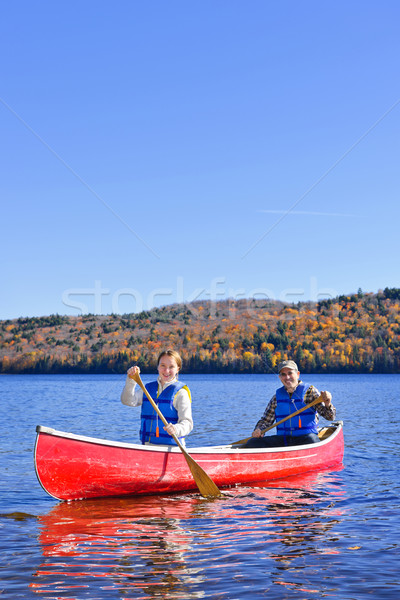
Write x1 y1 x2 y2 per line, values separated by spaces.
130 371 222 498
233 395 324 446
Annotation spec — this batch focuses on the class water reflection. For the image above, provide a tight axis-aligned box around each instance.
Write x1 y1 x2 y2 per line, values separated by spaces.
31 468 345 599
33 495 206 598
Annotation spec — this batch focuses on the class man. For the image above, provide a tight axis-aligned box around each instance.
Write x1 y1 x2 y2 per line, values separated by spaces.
244 360 336 447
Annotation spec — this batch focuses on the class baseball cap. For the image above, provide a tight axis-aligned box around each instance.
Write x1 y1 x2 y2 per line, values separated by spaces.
278 360 299 373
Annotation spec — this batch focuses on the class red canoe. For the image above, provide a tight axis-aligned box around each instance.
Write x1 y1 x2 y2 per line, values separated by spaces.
34 422 344 501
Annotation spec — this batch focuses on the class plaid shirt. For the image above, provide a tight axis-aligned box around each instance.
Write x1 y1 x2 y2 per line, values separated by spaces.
254 381 336 433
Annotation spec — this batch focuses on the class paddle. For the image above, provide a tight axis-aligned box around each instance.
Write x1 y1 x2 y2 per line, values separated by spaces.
130 371 222 498
232 395 324 446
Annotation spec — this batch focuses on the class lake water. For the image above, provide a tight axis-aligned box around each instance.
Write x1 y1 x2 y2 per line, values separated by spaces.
1 373 399 599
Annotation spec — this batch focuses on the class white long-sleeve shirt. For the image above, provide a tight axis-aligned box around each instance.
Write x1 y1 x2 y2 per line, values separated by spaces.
120 375 193 439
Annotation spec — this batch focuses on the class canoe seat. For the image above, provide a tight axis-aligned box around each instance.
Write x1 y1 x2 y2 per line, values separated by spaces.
318 426 335 440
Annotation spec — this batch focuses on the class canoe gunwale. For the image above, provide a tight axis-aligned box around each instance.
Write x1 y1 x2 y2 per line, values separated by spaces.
35 422 343 456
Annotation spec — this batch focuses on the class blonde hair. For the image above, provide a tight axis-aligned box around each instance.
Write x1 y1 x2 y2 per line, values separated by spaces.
157 349 182 371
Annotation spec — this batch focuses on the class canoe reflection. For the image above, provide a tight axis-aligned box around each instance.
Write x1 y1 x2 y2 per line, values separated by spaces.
34 494 206 598
38 495 203 556
32 468 344 597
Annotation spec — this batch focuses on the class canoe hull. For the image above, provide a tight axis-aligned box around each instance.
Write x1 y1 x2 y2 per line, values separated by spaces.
34 423 344 501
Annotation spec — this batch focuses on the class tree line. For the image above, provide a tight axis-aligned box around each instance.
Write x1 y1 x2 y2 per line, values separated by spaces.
1 287 400 374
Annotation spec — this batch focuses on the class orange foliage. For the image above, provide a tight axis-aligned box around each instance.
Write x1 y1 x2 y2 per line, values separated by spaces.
1 290 400 373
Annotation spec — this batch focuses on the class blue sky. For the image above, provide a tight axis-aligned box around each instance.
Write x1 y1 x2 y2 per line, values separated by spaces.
1 1 399 319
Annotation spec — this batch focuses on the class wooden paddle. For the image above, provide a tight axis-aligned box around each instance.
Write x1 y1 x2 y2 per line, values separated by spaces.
130 371 222 498
232 395 324 446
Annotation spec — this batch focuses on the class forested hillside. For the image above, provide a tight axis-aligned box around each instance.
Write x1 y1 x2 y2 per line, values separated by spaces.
1 288 400 374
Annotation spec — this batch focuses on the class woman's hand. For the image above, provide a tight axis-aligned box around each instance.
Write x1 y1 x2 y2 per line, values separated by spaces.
252 428 263 438
164 423 176 437
127 366 140 379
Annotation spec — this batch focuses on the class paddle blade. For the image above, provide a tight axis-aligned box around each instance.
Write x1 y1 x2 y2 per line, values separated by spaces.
184 452 222 498
130 369 222 498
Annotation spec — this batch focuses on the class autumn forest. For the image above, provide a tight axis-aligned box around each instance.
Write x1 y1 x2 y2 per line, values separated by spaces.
1 288 400 374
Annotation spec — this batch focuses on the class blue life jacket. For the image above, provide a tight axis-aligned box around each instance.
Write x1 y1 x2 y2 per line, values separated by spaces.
275 383 318 437
139 380 191 446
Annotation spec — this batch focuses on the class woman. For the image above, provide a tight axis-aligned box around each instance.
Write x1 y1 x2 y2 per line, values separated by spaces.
121 349 193 446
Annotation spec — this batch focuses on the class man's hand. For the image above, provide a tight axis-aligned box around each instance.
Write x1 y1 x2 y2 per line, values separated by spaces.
320 390 332 407
252 428 263 438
